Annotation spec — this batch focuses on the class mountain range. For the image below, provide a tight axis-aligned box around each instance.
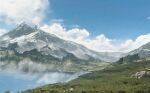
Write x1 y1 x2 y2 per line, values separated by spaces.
0 23 150 93
0 23 149 73
23 40 150 93
0 23 123 73
22 34 150 93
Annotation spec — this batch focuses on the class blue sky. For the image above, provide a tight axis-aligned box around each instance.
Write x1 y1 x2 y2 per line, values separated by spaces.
1 1 150 92
0 0 150 52
0 0 150 39
46 0 150 39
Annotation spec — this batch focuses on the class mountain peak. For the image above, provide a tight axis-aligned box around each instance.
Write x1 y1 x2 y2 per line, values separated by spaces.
18 22 38 29
18 22 29 27
16 22 36 31
4 23 37 38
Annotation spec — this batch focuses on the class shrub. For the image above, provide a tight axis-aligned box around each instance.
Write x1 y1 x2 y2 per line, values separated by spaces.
118 90 126 93
135 90 145 93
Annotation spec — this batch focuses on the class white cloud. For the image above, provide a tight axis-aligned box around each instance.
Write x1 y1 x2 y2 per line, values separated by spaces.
40 23 90 41
67 28 90 39
40 23 150 52
0 29 8 36
0 0 149 53
119 34 150 52
0 0 49 25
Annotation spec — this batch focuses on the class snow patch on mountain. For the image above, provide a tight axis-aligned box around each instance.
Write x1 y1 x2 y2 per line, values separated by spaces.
0 23 124 62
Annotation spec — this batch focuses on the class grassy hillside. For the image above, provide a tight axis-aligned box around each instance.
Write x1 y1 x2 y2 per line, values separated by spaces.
23 60 150 93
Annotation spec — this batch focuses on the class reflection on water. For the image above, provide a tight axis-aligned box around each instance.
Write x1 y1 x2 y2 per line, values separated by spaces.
0 71 85 93
0 61 87 93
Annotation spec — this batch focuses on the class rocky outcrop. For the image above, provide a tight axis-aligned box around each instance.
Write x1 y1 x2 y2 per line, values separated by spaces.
131 69 150 79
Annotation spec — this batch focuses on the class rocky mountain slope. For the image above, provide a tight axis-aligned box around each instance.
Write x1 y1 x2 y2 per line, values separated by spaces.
0 23 99 61
118 42 150 63
0 23 114 72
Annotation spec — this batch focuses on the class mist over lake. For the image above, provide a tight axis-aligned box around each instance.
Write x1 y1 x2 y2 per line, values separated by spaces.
0 69 85 93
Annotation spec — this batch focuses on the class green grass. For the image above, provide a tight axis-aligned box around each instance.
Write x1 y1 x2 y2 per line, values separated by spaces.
23 60 150 93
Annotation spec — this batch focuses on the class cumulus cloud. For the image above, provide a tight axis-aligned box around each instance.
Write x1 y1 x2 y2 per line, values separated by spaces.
119 34 150 52
0 0 49 25
40 23 150 52
0 0 149 53
40 23 90 43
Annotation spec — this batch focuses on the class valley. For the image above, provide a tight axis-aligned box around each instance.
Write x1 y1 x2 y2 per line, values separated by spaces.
23 60 150 93
0 23 111 92
0 1 150 93
0 23 149 93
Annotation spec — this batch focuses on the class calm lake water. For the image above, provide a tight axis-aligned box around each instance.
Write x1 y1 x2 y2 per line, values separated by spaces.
0 71 85 93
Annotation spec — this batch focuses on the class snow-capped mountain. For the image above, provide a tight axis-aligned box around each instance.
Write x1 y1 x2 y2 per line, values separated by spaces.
0 23 123 72
0 23 111 72
0 23 123 62
0 23 101 60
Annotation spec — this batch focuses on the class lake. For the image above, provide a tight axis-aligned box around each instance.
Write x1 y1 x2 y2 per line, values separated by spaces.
0 71 85 93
